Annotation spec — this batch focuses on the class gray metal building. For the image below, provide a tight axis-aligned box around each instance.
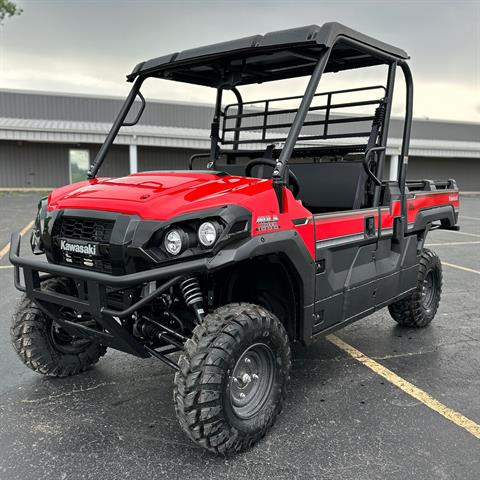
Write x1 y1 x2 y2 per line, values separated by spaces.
0 89 479 191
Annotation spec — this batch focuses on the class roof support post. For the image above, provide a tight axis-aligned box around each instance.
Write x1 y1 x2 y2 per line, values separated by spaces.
88 76 144 179
398 61 414 230
273 48 332 211
208 88 223 169
372 61 396 206
230 87 243 155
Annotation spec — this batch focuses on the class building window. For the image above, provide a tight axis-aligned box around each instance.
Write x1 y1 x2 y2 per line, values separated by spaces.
69 149 90 183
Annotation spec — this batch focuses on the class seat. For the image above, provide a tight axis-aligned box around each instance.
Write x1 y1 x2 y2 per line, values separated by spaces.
217 161 368 213
289 162 367 212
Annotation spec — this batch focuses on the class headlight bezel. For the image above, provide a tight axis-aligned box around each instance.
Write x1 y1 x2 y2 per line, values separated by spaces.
146 206 251 264
163 228 186 256
160 218 224 257
197 220 220 248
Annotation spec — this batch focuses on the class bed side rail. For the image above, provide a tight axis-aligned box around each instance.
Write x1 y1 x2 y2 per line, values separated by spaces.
406 178 458 192
406 179 460 233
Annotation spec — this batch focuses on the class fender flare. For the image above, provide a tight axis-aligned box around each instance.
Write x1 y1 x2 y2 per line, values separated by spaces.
207 230 316 341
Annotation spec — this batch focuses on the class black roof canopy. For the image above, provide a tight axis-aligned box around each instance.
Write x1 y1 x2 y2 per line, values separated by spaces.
127 22 409 88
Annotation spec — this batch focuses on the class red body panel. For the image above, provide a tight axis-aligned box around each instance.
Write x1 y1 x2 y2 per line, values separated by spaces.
49 172 274 220
48 171 459 262
314 209 379 241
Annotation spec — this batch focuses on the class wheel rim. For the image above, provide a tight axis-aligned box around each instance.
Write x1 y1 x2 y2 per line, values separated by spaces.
421 270 436 310
229 343 276 419
50 322 91 354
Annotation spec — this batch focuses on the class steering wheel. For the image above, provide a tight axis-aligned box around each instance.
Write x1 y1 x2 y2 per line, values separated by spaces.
245 158 300 198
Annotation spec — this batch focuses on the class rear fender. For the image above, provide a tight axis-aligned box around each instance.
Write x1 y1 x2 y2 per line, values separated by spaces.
409 204 458 232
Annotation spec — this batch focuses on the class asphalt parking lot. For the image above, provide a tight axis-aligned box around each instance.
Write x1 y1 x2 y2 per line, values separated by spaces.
0 192 479 480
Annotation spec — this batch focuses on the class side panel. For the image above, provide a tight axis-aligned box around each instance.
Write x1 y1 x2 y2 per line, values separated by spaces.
309 188 459 341
374 235 418 308
313 209 379 336
375 188 460 307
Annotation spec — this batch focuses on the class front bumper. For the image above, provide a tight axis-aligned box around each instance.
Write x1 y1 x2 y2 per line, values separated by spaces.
9 232 209 360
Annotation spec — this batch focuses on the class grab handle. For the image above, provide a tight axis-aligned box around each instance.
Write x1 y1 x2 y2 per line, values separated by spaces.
363 146 385 186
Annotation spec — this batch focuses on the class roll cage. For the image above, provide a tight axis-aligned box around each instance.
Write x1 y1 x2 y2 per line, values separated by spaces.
87 22 413 220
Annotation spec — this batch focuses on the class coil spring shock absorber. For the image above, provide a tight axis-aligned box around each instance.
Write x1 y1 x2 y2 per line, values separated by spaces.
179 276 205 323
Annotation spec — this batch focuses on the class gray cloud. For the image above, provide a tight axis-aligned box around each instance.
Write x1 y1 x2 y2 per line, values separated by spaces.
1 0 479 121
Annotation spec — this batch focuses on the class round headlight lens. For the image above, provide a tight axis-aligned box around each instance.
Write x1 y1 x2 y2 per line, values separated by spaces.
164 229 183 256
198 221 217 247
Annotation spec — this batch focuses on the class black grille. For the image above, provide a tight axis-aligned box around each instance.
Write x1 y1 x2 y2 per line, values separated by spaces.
60 217 114 243
61 251 113 274
56 216 115 274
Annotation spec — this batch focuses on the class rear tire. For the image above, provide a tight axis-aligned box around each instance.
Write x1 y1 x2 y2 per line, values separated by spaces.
11 277 107 377
388 248 442 328
173 302 291 454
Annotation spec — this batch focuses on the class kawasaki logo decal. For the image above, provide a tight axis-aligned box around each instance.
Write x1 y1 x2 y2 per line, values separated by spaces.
60 239 98 256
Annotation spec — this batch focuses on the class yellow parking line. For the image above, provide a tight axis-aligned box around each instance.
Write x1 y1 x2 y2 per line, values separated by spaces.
327 334 480 440
426 241 480 247
0 220 34 260
442 261 480 275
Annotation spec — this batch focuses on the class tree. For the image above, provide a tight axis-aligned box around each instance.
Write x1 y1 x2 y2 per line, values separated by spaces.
0 0 22 24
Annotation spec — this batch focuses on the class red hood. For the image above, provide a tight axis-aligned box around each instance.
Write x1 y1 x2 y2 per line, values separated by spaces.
48 171 274 220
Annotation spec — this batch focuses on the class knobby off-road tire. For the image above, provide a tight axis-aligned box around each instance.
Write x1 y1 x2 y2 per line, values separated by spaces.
11 277 106 377
388 248 442 328
174 303 291 454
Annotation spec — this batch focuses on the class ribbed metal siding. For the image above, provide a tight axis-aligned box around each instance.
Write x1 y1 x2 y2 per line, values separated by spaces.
0 141 69 187
406 156 480 192
138 146 203 171
382 155 480 191
1 89 479 143
96 145 130 178
0 140 129 188
0 90 214 130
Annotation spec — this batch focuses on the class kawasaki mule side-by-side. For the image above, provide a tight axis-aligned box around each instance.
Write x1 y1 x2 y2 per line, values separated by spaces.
9 23 460 454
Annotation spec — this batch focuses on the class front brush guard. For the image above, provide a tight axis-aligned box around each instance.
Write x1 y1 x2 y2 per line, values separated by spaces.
9 233 208 366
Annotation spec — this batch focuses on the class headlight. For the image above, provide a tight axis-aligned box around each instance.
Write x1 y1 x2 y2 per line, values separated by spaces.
164 229 183 256
198 221 218 247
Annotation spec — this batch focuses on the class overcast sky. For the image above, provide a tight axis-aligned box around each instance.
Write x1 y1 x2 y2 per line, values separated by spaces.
0 0 479 122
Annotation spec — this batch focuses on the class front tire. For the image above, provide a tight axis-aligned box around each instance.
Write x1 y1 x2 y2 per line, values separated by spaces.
174 303 291 454
11 277 107 377
388 248 442 328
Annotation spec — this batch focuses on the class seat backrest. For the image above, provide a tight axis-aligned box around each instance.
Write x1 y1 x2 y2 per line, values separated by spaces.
290 162 366 211
217 161 367 212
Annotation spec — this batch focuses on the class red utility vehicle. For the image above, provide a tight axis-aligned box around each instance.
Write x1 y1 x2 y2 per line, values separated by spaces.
10 23 460 454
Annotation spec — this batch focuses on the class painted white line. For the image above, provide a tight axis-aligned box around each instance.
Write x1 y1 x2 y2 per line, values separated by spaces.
0 220 34 260
426 241 480 247
460 215 480 221
448 230 480 239
442 261 480 275
328 335 480 440
0 265 14 270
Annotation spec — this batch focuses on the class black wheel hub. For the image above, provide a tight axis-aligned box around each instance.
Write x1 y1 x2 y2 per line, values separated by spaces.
229 343 276 419
421 270 436 311
50 321 91 354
